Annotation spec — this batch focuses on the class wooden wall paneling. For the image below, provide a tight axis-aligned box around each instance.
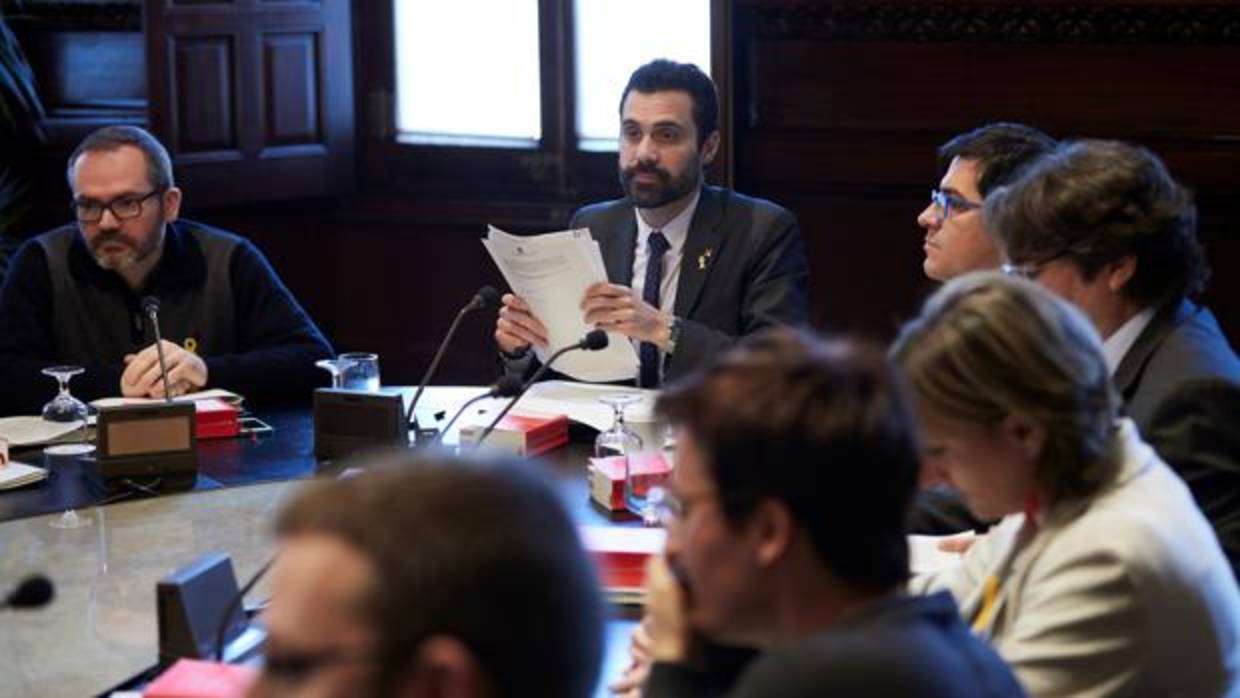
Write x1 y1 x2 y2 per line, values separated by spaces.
733 0 1240 344
145 0 354 209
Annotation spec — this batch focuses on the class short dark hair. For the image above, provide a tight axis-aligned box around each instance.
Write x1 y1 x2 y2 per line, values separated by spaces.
66 125 175 192
656 328 920 591
938 122 1056 196
276 454 604 698
986 139 1208 306
620 58 719 147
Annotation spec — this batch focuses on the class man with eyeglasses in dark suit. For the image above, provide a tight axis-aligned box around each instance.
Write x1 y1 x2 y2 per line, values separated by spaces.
0 125 332 415
909 123 1057 536
987 139 1240 578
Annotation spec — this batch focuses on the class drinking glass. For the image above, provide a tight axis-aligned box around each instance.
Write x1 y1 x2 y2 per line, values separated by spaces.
315 357 357 388
595 393 665 522
339 352 381 392
41 366 95 456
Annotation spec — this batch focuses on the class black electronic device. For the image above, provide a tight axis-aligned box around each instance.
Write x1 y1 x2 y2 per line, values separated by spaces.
96 401 198 490
156 553 248 666
314 388 408 460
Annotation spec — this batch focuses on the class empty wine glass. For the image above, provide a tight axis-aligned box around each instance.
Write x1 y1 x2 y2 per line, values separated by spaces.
594 393 643 460
315 357 357 389
41 365 95 456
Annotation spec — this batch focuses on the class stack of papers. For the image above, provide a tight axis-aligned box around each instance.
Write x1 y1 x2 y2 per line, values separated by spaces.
90 387 244 409
0 416 83 447
0 461 48 490
483 225 638 382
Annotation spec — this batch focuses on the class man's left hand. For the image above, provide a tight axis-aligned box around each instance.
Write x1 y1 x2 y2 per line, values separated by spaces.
581 282 672 347
645 555 692 663
121 340 208 399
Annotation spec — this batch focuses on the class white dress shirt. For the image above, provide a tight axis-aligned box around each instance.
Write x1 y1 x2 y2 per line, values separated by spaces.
629 190 700 371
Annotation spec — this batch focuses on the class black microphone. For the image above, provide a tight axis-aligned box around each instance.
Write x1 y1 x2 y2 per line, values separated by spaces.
2 575 54 610
141 295 174 403
405 286 500 430
470 330 609 450
430 374 524 448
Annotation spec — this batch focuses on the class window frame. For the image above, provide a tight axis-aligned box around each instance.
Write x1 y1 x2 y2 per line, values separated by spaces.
355 0 732 215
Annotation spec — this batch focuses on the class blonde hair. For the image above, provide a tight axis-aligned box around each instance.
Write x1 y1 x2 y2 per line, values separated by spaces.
891 272 1120 505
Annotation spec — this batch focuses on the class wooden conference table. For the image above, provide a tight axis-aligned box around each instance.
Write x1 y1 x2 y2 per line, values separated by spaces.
0 387 641 697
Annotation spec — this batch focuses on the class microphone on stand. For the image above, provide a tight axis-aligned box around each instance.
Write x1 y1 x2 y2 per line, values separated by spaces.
141 296 174 403
470 330 609 451
405 286 500 431
429 374 524 448
1 575 54 610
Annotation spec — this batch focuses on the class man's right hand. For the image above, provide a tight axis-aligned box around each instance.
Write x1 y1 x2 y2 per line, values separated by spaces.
495 293 550 354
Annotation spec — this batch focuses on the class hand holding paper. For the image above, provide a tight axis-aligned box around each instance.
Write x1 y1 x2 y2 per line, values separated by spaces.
484 225 639 382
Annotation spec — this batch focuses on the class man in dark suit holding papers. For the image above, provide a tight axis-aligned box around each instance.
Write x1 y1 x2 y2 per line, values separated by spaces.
496 59 809 387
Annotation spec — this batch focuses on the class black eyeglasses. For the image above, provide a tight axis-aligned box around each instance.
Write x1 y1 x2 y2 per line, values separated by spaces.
71 189 162 222
929 189 984 221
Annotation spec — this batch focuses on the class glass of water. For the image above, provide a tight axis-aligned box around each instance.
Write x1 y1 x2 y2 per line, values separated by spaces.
41 365 95 456
339 353 381 392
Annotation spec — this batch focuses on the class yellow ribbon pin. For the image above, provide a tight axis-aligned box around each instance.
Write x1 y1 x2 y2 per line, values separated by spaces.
698 248 713 271
184 337 198 354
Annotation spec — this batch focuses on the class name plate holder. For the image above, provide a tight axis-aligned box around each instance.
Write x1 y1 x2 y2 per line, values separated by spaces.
96 402 199 492
313 388 409 461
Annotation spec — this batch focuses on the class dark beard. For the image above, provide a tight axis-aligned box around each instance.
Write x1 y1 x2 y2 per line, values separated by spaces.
620 163 700 209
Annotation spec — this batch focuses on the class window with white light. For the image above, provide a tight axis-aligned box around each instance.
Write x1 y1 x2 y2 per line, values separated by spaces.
573 0 712 151
393 0 542 146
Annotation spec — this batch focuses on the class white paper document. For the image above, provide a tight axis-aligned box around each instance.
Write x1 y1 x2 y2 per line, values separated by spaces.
908 533 970 575
0 416 83 447
0 461 48 490
89 388 244 409
511 380 657 432
483 225 638 382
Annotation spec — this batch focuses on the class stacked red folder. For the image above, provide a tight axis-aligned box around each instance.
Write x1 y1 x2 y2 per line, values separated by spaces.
144 658 256 698
194 398 240 440
588 451 672 513
458 413 569 456
579 525 667 605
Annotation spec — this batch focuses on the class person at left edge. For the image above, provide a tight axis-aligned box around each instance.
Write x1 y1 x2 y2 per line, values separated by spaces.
0 125 333 415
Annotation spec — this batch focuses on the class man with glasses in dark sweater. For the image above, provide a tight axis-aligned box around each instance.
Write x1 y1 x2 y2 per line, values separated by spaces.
0 125 332 415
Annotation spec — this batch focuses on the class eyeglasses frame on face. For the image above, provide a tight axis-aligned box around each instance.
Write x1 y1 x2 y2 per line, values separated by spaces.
71 188 163 223
652 485 757 530
261 645 377 685
1000 249 1071 280
929 189 985 223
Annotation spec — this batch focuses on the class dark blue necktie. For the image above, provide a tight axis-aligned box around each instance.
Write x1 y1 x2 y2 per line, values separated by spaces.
640 231 670 388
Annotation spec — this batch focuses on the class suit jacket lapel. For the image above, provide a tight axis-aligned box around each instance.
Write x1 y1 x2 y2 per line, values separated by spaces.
598 209 637 287
1113 299 1192 398
674 186 727 318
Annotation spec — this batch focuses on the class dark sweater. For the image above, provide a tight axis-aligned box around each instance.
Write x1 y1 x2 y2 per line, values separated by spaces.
0 220 332 415
646 592 1025 698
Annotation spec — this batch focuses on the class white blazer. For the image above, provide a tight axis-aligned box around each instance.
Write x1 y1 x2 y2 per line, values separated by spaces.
914 419 1240 697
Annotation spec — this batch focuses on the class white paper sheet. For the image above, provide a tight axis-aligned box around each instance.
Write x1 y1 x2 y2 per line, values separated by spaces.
0 461 48 489
908 533 971 575
511 380 657 432
89 388 244 409
484 225 638 382
0 417 82 447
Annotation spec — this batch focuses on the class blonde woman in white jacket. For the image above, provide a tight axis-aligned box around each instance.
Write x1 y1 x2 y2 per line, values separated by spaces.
893 272 1240 698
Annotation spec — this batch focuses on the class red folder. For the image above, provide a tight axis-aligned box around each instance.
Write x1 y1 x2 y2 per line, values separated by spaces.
144 658 256 698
